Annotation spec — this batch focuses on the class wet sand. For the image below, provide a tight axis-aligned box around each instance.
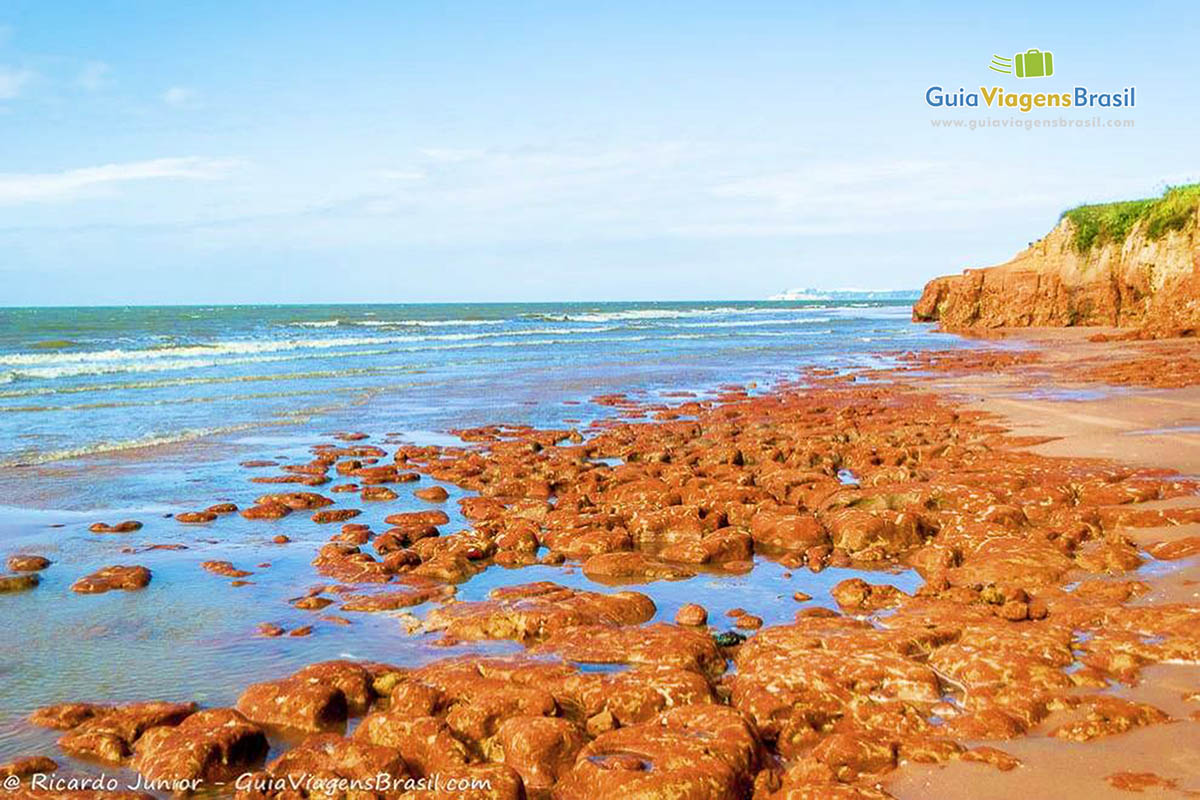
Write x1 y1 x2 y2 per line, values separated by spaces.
2 328 1199 799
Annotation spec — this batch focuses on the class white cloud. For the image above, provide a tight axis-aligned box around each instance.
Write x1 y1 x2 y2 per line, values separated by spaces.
162 86 199 108
0 66 34 99
0 157 242 205
77 61 111 91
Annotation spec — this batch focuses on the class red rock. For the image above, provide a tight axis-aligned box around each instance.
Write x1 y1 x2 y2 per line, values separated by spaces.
913 202 1200 334
581 551 696 582
1048 696 1170 741
0 573 39 593
7 555 51 572
235 678 348 732
353 713 469 776
361 486 399 501
206 503 238 514
256 623 284 637
537 623 726 679
176 511 218 524
823 509 924 560
288 625 313 637
553 704 759 800
240 503 291 520
415 486 450 502
385 510 451 528
88 521 142 534
750 510 828 551
234 733 407 799
255 492 333 510
53 701 197 762
830 578 906 612
341 584 454 612
1105 771 1179 792
291 661 376 715
311 508 362 523
71 565 151 594
0 755 56 779
424 582 655 643
131 708 267 785
1147 536 1200 560
494 715 584 789
675 603 708 626
201 560 253 578
735 614 763 630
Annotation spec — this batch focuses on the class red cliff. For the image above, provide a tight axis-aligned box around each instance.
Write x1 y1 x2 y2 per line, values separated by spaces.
914 195 1200 334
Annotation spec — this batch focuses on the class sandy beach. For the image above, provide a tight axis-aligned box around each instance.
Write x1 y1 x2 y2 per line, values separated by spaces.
2 326 1198 799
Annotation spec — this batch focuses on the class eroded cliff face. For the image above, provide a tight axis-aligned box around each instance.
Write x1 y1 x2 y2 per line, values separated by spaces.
913 209 1200 333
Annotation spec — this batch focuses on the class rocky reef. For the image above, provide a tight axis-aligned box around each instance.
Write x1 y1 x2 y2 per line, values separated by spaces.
914 186 1200 334
4 339 1200 799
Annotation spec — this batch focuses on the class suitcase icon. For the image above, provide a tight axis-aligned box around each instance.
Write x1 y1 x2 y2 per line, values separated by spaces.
1014 49 1053 78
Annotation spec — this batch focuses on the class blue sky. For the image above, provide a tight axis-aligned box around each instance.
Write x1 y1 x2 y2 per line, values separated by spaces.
0 0 1196 304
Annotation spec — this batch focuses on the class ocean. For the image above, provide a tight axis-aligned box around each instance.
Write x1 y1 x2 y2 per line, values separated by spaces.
0 300 971 766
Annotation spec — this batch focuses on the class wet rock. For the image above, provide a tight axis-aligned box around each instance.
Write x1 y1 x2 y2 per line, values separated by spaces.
233 733 407 799
536 623 726 678
176 511 218 524
131 708 267 785
750 510 827 551
236 678 348 732
386 510 451 528
311 508 362 523
52 701 197 762
7 555 51 572
88 521 142 534
830 578 907 612
353 713 469 776
0 755 57 779
254 492 333 510
206 503 239 514
291 661 376 715
0 573 39 593
415 486 450 502
494 715 584 789
201 560 253 578
240 503 292 521
341 584 454 612
71 565 151 594
553 704 759 800
675 603 708 626
425 582 655 643
1105 771 1179 792
823 509 924 560
735 614 763 630
581 551 696 582
361 486 399 501
1048 696 1171 741
1147 536 1200 560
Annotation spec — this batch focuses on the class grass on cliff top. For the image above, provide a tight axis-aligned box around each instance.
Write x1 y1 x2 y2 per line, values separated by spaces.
1060 183 1200 253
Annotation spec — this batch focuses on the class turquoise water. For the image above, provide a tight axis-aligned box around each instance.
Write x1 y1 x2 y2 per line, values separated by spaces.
0 301 955 776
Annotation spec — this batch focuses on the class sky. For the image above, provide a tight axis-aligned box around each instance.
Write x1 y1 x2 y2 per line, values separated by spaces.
0 0 1197 305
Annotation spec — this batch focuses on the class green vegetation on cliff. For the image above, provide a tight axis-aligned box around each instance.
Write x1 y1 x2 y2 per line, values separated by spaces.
1061 183 1200 253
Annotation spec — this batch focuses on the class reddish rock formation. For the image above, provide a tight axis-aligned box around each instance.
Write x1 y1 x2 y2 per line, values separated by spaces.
70 565 151 594
32 701 197 762
6 555 50 572
130 708 267 784
914 207 1200 332
0 573 40 592
88 521 142 534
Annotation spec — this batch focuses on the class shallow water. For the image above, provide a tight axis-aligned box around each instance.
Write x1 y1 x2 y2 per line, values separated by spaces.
0 300 965 776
